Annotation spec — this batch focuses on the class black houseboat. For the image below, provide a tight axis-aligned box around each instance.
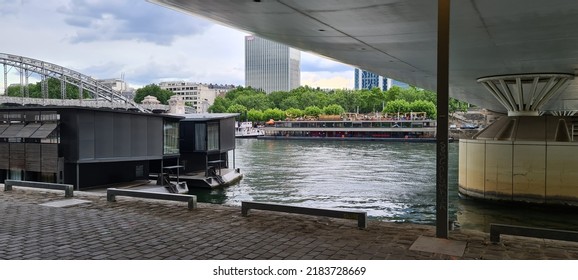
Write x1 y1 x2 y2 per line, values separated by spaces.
0 107 182 190
0 107 242 191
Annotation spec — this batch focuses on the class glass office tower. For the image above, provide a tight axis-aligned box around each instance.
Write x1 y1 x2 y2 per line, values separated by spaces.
245 36 300 93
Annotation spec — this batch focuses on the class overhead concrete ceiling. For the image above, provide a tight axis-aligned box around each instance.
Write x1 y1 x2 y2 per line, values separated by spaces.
149 0 578 113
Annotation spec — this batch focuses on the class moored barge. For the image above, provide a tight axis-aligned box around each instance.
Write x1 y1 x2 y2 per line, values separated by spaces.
260 117 438 142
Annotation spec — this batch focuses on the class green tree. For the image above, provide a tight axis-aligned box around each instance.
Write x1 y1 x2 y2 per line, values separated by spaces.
279 96 301 110
267 91 291 108
247 109 265 122
385 86 436 104
5 78 84 99
396 86 419 103
133 84 174 105
64 83 81 99
263 108 286 121
415 88 437 104
285 108 304 119
329 89 360 112
227 104 248 120
385 86 403 102
224 86 260 100
27 83 42 98
209 97 232 113
6 85 24 97
357 88 385 113
409 100 437 118
304 106 323 118
383 99 411 115
234 94 274 111
322 104 345 116
449 98 469 115
299 91 329 109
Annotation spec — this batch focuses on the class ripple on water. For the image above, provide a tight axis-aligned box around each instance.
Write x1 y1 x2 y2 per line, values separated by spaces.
224 140 449 224
218 139 578 232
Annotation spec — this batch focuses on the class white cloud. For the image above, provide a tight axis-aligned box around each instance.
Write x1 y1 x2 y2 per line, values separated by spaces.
59 0 211 45
1 0 353 92
302 71 354 89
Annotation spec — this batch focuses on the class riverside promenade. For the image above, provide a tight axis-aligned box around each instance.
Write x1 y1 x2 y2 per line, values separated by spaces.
1 186 578 260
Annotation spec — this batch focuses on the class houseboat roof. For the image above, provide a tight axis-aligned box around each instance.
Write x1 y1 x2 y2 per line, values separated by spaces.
176 113 239 121
0 106 182 120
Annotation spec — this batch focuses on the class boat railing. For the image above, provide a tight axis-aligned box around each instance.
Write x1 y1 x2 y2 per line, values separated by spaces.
270 119 436 129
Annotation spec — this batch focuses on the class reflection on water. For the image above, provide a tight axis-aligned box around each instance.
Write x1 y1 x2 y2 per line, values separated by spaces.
190 188 228 204
188 139 578 232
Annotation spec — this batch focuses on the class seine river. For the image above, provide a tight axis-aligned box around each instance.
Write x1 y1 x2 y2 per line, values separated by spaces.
191 139 578 233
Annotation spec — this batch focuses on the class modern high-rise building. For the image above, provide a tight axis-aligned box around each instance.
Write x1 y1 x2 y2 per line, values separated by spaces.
245 35 300 93
354 68 409 91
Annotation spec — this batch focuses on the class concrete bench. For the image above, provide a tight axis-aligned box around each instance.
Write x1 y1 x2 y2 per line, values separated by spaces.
241 201 367 229
490 223 578 243
107 188 197 210
4 180 74 198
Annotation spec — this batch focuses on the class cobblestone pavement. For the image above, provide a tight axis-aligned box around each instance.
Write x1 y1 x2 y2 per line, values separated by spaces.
2 187 578 260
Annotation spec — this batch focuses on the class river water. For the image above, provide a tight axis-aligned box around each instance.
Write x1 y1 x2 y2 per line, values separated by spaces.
190 139 578 233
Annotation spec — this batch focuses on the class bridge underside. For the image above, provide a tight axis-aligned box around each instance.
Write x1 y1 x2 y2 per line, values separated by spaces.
150 0 578 113
148 0 578 209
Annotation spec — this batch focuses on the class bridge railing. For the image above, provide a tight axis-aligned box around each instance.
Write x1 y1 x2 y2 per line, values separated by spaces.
0 96 170 112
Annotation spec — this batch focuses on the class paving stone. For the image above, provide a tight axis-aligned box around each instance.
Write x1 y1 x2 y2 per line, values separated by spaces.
3 188 578 260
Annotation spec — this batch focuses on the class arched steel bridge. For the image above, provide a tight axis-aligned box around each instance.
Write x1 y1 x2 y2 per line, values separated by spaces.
0 53 149 112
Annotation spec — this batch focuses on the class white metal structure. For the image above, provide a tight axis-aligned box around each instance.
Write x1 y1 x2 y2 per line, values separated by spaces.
477 74 574 116
1 53 148 112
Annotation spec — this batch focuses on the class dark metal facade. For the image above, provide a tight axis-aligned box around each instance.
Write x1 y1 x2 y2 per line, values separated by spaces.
166 114 236 174
0 107 181 189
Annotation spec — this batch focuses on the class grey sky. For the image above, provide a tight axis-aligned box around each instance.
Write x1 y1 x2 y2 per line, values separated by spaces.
1 0 353 90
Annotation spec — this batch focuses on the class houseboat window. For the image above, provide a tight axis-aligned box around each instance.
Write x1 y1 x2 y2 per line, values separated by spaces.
41 126 60 144
135 165 144 178
41 172 57 183
163 120 179 154
207 122 219 151
195 123 206 151
9 170 22 181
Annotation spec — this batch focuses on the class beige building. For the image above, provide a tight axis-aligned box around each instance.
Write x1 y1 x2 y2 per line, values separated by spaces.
159 82 234 113
97 78 135 100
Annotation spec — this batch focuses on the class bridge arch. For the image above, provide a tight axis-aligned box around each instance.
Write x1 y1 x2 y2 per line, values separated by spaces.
0 53 148 112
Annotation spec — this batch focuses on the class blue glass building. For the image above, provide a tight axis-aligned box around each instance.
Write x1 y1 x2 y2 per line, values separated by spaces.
354 68 409 90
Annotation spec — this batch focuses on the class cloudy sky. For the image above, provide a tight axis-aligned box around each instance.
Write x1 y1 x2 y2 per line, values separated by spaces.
0 0 354 92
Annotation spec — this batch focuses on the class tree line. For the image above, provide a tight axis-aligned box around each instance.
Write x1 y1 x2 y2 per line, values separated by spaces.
5 77 90 99
209 85 469 121
5 79 470 121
